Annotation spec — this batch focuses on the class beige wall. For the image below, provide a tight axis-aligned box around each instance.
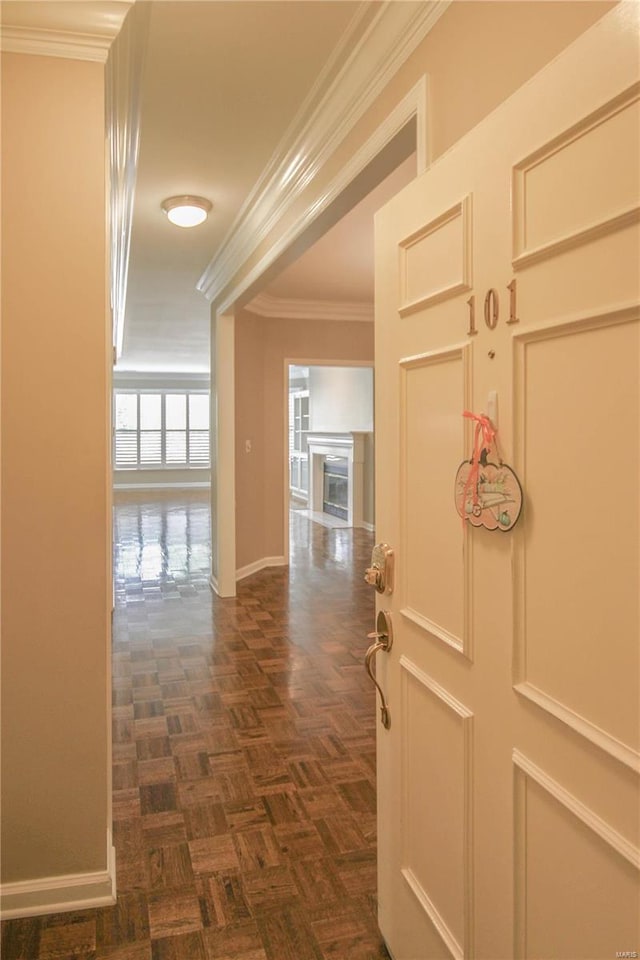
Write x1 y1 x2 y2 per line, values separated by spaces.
1 53 110 883
215 1 615 311
235 312 374 570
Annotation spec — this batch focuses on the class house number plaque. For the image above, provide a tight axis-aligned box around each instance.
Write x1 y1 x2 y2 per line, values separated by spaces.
466 279 519 336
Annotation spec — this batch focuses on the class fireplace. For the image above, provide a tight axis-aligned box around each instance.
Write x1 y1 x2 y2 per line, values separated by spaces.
306 432 369 527
322 457 349 520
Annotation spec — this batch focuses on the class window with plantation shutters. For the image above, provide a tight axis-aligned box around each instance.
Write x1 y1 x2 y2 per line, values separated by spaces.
188 394 210 465
115 394 138 466
114 391 210 469
165 393 187 464
140 394 162 464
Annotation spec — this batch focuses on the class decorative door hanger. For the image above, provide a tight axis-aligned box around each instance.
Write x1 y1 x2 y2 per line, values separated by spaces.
455 411 523 531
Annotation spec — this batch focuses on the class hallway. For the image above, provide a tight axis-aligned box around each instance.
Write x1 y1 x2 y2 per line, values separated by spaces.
2 491 389 960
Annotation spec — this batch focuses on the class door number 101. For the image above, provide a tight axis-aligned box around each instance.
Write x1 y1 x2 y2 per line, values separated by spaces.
466 280 519 336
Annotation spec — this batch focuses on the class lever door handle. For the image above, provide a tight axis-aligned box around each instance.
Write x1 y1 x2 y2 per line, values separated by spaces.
365 610 393 729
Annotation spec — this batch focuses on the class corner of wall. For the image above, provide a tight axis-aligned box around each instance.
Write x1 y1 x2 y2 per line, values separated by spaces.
0 830 116 921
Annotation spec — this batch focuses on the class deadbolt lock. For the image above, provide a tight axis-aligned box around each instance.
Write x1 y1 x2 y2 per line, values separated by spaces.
364 542 394 594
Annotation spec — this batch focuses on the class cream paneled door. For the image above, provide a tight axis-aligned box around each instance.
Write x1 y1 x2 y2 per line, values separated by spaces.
373 8 640 960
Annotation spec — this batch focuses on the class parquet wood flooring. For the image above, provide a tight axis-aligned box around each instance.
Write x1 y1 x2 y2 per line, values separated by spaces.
1 491 390 960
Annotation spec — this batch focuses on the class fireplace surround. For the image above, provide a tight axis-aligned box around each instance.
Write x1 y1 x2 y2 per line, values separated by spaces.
306 432 368 527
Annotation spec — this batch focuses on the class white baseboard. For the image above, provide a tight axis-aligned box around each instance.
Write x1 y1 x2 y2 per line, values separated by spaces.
0 830 116 920
361 521 375 532
236 556 287 581
210 560 287 595
113 481 210 490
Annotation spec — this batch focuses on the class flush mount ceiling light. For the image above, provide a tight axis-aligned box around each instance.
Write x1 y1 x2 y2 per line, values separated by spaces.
161 195 212 228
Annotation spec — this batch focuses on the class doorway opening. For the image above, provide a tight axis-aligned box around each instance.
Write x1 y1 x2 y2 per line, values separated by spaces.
213 94 423 595
285 362 374 555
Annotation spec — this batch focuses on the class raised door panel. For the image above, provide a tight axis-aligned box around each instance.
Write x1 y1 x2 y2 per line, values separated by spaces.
399 197 473 315
513 84 640 268
400 657 473 960
400 346 472 656
514 753 640 960
513 309 640 769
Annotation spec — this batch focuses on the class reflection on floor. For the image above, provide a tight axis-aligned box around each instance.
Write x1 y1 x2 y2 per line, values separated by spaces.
294 509 351 530
1 489 388 960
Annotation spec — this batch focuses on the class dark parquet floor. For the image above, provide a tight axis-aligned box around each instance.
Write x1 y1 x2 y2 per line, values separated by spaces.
2 491 390 960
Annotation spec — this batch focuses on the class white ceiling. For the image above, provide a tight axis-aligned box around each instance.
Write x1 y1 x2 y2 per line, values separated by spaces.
263 154 416 305
1 0 421 374
120 0 418 373
121 1 358 372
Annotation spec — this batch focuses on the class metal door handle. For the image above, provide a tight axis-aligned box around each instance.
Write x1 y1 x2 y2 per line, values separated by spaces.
365 610 393 729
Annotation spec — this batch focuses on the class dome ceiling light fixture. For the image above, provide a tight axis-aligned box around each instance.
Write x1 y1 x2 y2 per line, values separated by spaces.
161 195 212 228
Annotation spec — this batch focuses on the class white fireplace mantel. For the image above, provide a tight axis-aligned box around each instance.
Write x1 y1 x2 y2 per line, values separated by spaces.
306 432 368 527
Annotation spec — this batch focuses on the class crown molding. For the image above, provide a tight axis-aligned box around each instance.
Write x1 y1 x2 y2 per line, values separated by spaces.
0 26 114 62
108 2 150 361
221 75 427 319
0 2 132 63
198 0 449 304
245 292 373 323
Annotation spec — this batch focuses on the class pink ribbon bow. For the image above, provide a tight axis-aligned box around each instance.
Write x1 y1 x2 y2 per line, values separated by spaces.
461 411 496 527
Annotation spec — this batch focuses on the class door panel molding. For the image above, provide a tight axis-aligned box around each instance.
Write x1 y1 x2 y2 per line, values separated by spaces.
400 655 474 960
513 750 639 868
398 195 473 317
399 344 473 658
513 750 640 959
514 681 639 774
513 207 640 272
400 868 463 960
512 82 640 270
512 304 640 772
400 606 467 658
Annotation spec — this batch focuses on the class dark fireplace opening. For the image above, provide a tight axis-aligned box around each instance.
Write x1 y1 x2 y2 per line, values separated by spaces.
323 457 348 520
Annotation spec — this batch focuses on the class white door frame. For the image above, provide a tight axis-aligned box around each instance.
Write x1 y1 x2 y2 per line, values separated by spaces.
210 81 427 597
